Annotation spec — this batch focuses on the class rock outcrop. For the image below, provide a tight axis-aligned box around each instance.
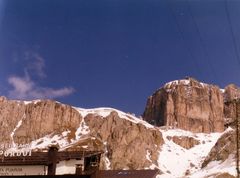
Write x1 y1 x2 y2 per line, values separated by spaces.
214 173 236 178
0 77 239 177
201 129 237 168
223 84 240 128
0 96 164 170
143 78 224 133
0 96 82 145
84 112 163 169
167 136 200 149
224 84 240 102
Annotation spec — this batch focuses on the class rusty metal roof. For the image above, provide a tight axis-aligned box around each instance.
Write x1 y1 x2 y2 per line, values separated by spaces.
96 170 159 178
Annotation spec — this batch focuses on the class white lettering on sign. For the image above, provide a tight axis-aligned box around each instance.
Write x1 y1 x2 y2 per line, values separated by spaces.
0 143 32 157
0 150 31 157
0 166 46 176
0 143 31 149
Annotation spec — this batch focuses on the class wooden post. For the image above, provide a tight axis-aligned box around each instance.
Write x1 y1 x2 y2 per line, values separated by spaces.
236 99 240 178
90 170 98 178
75 164 83 175
47 145 58 175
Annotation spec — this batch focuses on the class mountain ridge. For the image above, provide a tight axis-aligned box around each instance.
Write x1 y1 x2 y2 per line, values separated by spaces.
0 78 239 177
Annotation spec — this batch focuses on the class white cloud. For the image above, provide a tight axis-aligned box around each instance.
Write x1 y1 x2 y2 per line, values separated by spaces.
24 51 46 78
8 75 34 98
8 75 74 100
7 49 75 100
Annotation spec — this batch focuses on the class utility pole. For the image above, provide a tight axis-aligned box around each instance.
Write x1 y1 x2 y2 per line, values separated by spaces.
236 99 240 178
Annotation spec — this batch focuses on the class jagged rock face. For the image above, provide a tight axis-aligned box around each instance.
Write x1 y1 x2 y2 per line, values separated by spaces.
0 98 82 145
143 78 224 133
214 173 236 178
84 112 164 169
0 96 25 144
0 96 164 170
224 84 240 102
167 136 200 149
224 101 239 128
223 84 240 128
201 129 236 168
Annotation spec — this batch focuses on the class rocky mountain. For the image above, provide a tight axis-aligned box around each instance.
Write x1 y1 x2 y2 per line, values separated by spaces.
143 77 240 133
0 96 163 170
0 77 239 178
224 84 240 128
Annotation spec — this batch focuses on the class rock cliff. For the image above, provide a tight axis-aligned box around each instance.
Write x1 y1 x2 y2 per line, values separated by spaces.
224 84 240 128
0 96 163 170
224 84 240 102
0 78 239 177
0 96 81 145
201 128 237 168
84 112 163 169
143 78 224 133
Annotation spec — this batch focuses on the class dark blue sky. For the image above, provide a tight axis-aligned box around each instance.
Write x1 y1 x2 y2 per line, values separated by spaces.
0 0 240 115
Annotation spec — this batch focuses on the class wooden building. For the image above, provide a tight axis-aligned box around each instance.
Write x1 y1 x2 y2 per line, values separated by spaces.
0 146 159 178
0 146 102 176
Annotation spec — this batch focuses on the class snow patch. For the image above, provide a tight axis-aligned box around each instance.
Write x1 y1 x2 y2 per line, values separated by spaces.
75 118 90 140
30 131 71 150
146 150 152 162
10 114 25 147
102 142 111 170
156 173 176 178
220 89 225 93
164 79 208 90
74 107 154 129
81 145 88 149
164 79 190 88
157 128 225 177
23 100 41 105
189 154 236 178
104 156 111 170
10 120 23 140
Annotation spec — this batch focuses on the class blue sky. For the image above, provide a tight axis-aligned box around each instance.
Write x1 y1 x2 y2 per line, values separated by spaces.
0 0 240 115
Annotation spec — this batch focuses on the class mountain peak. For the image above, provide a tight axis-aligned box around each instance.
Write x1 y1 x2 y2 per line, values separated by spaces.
143 78 224 132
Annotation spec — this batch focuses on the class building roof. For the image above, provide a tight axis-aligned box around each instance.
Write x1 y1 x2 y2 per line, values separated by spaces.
96 170 159 178
0 151 102 166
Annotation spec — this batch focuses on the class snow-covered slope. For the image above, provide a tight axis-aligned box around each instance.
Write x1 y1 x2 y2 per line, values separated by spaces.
74 107 154 128
24 107 154 150
156 128 235 178
17 107 236 177
2 98 237 177
189 153 236 178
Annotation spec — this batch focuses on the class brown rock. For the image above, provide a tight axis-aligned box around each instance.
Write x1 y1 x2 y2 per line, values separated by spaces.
224 100 239 128
223 85 240 128
0 97 82 145
0 96 26 144
224 84 240 102
167 136 200 149
143 78 224 133
14 100 82 144
0 96 164 170
84 111 164 169
201 129 237 168
215 172 236 178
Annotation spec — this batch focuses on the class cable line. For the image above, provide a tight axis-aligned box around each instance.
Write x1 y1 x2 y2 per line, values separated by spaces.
186 0 218 82
166 0 203 78
235 99 240 178
224 0 240 67
225 1 240 177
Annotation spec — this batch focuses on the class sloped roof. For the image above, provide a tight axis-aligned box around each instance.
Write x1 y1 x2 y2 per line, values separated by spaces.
96 170 159 178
